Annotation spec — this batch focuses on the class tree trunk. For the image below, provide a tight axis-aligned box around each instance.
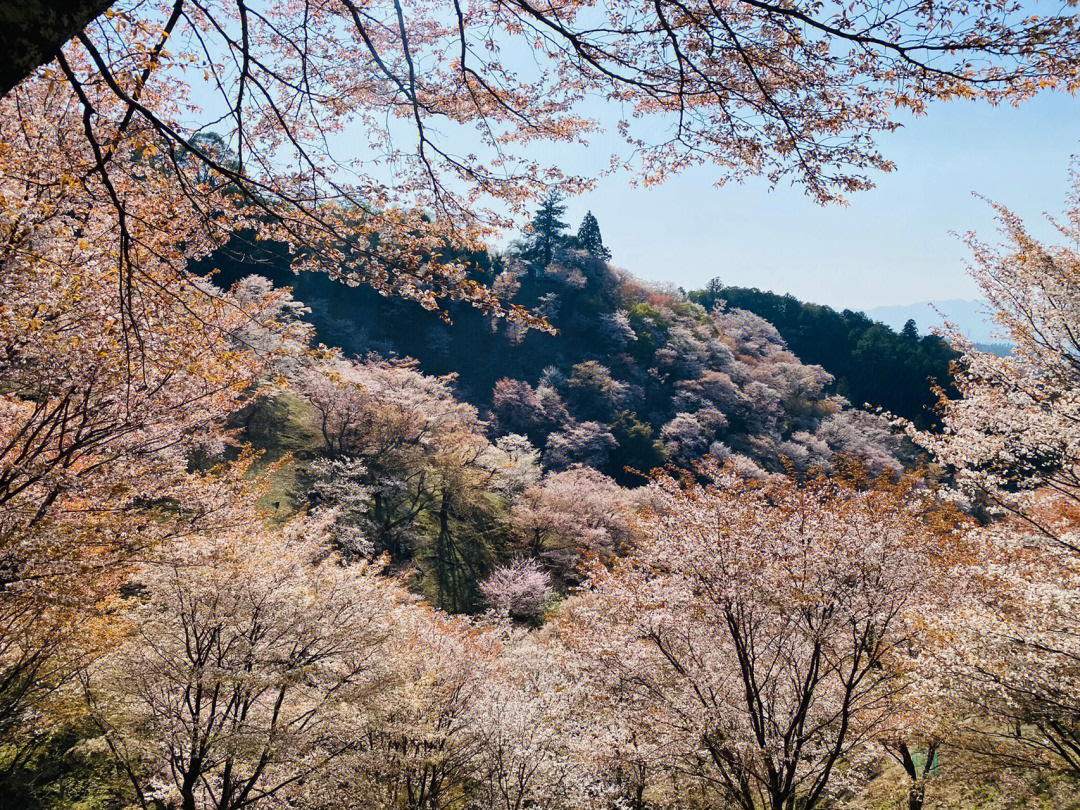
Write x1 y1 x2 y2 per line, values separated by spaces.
908 782 926 810
1 0 117 95
180 768 199 810
897 741 936 810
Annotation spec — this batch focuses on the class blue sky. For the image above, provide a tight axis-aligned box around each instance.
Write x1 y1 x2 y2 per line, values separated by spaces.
529 92 1079 311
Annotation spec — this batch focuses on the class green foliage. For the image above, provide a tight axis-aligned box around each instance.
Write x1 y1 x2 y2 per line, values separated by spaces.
901 318 920 341
625 303 670 366
521 191 570 270
232 393 324 521
567 361 624 420
0 716 124 810
417 502 501 614
229 387 509 615
610 410 667 477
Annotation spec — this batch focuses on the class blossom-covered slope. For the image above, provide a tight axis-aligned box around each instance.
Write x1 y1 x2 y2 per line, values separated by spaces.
210 241 910 484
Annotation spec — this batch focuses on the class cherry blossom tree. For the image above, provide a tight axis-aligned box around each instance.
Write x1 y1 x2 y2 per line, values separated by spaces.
0 76 307 767
815 408 907 475
566 362 630 421
909 173 1080 775
480 558 554 620
568 463 962 810
660 409 728 466
479 434 542 499
544 421 617 472
301 357 488 565
301 358 479 459
229 275 317 381
598 311 637 354
424 420 506 613
509 466 641 583
302 354 530 611
84 512 414 810
346 610 483 810
9 0 1080 233
469 628 597 810
491 378 567 442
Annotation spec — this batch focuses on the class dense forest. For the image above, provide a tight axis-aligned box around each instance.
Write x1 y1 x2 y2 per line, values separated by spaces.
162 198 927 625
205 198 946 492
4 3 1080 810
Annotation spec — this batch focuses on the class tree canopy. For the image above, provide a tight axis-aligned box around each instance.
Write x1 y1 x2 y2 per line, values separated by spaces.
4 2 1080 808
576 212 611 262
2 0 1077 334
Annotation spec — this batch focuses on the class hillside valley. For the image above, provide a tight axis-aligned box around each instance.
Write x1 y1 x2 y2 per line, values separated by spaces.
206 206 957 496
4 5 1080 810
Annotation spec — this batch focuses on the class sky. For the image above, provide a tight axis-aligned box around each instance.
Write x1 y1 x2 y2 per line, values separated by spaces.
178 14 1080 315
523 92 1079 312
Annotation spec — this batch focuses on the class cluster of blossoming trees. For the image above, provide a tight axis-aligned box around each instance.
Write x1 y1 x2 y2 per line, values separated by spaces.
206 218 919 487
486 270 910 479
3 0 1080 805
3 102 1080 802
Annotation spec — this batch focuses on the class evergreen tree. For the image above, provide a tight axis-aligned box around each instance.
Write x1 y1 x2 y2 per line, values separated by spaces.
610 410 666 480
523 191 569 271
577 210 611 261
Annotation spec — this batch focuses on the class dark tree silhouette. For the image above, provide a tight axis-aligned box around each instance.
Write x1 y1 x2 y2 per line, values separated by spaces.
0 0 113 94
522 192 570 273
577 212 611 261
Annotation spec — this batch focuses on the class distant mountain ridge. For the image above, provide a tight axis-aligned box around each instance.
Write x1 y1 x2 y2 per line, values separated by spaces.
865 299 1008 345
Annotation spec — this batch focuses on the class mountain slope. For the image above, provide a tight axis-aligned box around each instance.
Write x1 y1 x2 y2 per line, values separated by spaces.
205 238 921 482
688 282 959 429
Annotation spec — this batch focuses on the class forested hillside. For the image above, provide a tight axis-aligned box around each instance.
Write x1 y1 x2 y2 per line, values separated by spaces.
195 201 915 617
206 200 943 488
688 281 959 428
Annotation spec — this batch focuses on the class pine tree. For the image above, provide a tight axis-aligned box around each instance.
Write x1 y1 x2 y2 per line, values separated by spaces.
576 210 611 261
523 191 569 272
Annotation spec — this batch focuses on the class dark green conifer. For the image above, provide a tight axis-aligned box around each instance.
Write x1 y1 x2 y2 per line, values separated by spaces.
524 191 570 270
576 210 611 261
